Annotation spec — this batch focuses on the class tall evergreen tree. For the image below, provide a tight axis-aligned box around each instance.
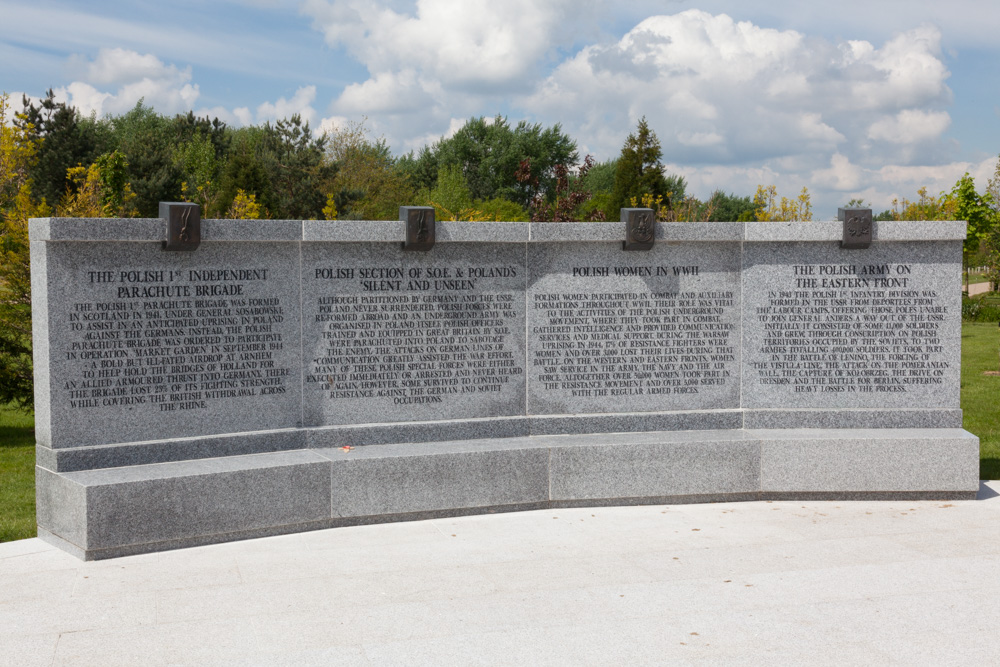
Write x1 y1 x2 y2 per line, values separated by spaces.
109 102 183 216
19 90 107 207
611 117 670 211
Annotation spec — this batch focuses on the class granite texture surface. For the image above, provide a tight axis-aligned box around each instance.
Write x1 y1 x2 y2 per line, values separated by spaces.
35 467 87 548
549 438 760 500
744 219 967 242
743 408 964 430
29 232 52 448
37 241 302 448
40 429 306 472
34 426 981 558
30 218 163 241
301 242 526 426
305 417 530 448
526 241 741 415
303 220 401 242
324 446 549 517
759 429 980 492
527 410 743 435
200 219 303 241
68 450 331 549
741 240 962 410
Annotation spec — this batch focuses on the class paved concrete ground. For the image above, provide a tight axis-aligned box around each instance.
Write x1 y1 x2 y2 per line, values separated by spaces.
3 484 1000 666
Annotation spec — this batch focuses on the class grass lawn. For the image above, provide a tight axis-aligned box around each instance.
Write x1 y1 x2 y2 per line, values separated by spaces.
0 404 35 542
962 323 1000 480
0 324 997 544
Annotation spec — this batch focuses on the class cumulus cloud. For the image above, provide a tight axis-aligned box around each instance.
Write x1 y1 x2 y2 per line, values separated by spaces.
255 85 319 126
868 109 951 144
516 10 958 212
300 0 581 150
302 0 571 91
56 48 199 116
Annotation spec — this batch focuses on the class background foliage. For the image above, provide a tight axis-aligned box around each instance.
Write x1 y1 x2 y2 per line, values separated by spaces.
2 91 1000 410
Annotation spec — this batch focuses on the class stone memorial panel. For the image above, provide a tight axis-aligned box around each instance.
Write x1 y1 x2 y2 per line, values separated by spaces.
41 241 302 447
741 241 961 408
301 242 526 425
526 241 741 415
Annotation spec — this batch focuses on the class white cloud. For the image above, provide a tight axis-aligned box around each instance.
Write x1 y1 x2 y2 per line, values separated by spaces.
811 153 864 191
255 85 318 126
868 109 951 144
54 48 199 116
302 0 572 91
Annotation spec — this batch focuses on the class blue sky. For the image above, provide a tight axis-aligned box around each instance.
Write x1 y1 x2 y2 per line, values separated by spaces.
2 0 999 216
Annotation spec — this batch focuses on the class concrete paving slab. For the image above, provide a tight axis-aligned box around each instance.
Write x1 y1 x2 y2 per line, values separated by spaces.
1 481 998 665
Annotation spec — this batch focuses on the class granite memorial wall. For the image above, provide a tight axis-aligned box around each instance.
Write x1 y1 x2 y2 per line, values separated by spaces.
31 212 980 559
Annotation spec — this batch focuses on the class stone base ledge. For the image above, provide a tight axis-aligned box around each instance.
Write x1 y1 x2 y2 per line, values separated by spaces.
37 409 964 473
36 428 980 560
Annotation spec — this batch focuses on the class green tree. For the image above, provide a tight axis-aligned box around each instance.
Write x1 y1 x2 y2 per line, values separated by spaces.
611 117 670 212
946 173 995 287
258 115 334 219
702 190 755 222
753 185 813 221
174 112 229 217
19 89 107 207
325 119 414 220
219 126 273 217
427 116 578 209
0 93 48 409
527 155 604 222
418 165 528 221
984 157 1000 291
109 102 183 216
57 150 136 218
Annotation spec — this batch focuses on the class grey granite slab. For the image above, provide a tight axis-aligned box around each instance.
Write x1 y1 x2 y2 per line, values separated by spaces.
36 240 302 448
549 437 760 500
41 428 306 472
303 220 402 242
745 220 967 242
301 242 527 426
327 446 549 517
35 467 87 548
305 416 530 448
741 240 962 411
528 222 621 242
760 429 980 492
658 222 744 242
29 233 52 447
743 408 964 430
200 219 303 241
435 222 529 242
304 220 530 243
29 218 163 241
64 450 331 549
870 220 967 242
528 409 742 435
526 241 741 415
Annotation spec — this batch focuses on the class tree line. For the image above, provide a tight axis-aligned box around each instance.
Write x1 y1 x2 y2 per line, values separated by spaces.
2 90 1000 409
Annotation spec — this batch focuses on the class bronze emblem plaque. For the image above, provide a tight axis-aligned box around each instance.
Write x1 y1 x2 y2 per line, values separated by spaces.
161 202 201 251
401 206 435 251
839 207 872 249
622 208 655 251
